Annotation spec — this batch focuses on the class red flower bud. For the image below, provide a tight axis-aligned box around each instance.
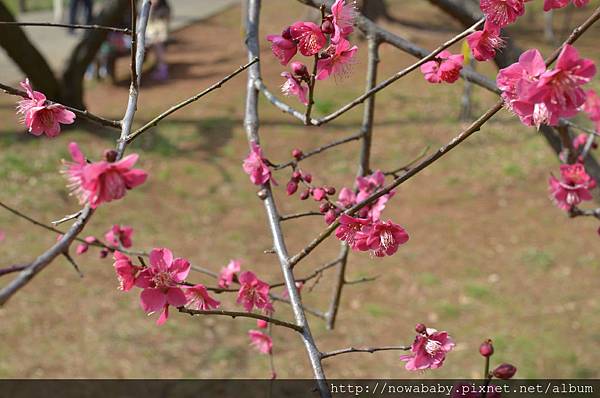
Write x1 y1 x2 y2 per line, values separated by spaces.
319 202 330 214
415 323 426 334
291 170 302 182
312 187 326 201
286 180 298 195
325 186 336 195
291 62 309 80
479 339 494 357
292 148 303 160
300 189 310 200
324 209 336 225
303 173 312 183
493 363 517 380
282 26 292 40
104 149 118 163
321 19 334 34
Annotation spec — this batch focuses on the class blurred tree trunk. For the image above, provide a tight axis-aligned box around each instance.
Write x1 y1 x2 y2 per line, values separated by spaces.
18 0 26 12
428 0 600 187
0 1 61 98
358 0 390 22
544 10 556 43
0 0 128 110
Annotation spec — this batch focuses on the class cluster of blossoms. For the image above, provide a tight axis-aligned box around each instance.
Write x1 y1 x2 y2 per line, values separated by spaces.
113 250 274 355
334 170 409 257
62 142 148 208
497 45 596 128
544 0 589 12
113 248 219 325
76 224 134 257
16 79 75 137
420 51 465 84
267 0 358 104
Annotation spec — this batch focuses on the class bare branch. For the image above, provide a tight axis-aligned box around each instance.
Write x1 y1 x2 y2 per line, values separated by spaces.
321 345 410 359
280 211 323 221
272 131 363 170
0 264 28 277
179 307 303 332
254 78 313 123
0 21 132 34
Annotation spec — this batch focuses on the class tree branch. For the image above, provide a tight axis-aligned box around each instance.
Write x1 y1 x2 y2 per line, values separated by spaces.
321 345 410 359
178 308 303 332
0 21 131 34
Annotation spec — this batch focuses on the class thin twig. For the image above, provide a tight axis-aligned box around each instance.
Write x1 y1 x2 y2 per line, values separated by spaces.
126 58 259 142
279 211 322 221
178 307 303 333
62 252 84 278
0 264 28 277
0 21 131 34
383 146 430 176
321 345 410 359
272 131 364 170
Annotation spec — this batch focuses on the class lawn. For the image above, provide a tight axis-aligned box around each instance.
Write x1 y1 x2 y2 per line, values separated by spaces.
0 0 599 379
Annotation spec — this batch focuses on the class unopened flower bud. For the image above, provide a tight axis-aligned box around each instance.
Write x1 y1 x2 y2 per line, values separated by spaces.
492 363 517 380
104 149 118 163
256 319 268 329
312 187 326 201
415 323 427 334
319 202 330 214
325 186 336 195
292 148 303 160
99 248 109 259
257 188 269 200
291 62 309 80
291 170 302 182
286 180 298 195
479 339 494 357
324 209 337 225
321 19 334 34
281 26 292 40
300 189 310 200
303 173 313 183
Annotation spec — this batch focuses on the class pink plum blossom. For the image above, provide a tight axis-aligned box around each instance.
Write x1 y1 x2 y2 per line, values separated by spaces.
312 187 327 201
218 259 241 288
105 224 133 248
113 251 141 292
236 271 270 312
16 79 75 137
529 45 596 122
420 51 464 84
281 71 309 105
135 248 191 325
243 142 272 185
316 38 358 81
549 163 596 210
184 284 220 311
62 142 148 209
290 21 326 56
400 327 455 371
466 21 505 62
335 214 371 249
330 0 357 43
480 0 526 27
266 28 297 65
354 219 409 257
355 170 394 220
497 49 551 126
248 330 273 354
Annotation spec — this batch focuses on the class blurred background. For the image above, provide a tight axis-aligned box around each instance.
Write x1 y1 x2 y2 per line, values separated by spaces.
0 0 599 379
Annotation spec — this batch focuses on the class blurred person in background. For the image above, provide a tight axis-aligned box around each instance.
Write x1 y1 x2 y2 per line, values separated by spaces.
146 0 171 81
69 0 94 33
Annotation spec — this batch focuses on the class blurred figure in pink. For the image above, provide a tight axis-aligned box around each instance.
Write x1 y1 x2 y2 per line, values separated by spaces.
146 0 171 81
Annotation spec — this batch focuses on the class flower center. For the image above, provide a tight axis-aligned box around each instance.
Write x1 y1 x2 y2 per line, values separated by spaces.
380 230 395 250
152 271 173 288
425 339 442 356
